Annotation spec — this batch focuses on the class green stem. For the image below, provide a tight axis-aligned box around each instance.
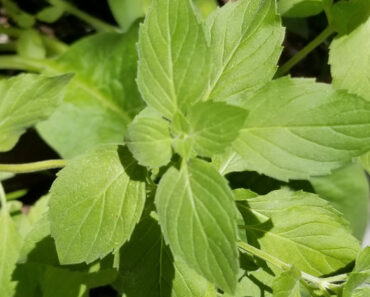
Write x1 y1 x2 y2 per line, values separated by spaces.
41 36 69 55
47 0 120 33
0 160 66 173
0 26 22 38
237 241 346 292
0 182 8 212
276 26 335 77
0 55 45 72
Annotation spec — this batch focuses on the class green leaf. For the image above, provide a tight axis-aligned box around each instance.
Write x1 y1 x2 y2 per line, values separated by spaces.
212 148 250 176
38 26 143 158
278 0 324 18
49 145 146 264
172 102 248 158
0 209 23 297
330 16 370 102
233 77 370 181
155 159 239 293
125 108 172 168
114 217 216 297
310 163 369 239
108 0 151 32
204 0 284 103
0 73 71 152
137 0 209 119
360 152 370 173
330 0 370 35
238 189 361 276
16 29 46 59
36 6 64 23
2 0 35 28
194 0 218 17
272 267 301 297
343 247 370 297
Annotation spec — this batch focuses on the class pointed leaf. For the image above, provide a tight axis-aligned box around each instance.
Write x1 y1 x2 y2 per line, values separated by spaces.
272 267 301 297
0 73 71 152
278 0 324 18
238 189 360 276
137 0 209 119
49 145 146 264
204 0 284 102
125 108 172 168
156 159 239 293
233 77 370 181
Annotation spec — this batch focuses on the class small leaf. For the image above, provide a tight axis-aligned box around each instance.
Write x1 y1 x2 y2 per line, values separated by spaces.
0 73 71 152
155 159 239 293
212 148 250 175
16 29 46 59
114 217 216 297
272 267 301 297
49 145 146 264
36 6 64 23
125 108 172 168
137 0 209 119
343 247 370 297
233 77 370 181
204 0 284 102
0 209 23 297
238 189 361 276
172 102 248 158
311 163 369 239
278 0 324 18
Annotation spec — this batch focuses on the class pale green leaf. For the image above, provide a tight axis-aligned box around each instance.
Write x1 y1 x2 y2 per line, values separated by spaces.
0 209 23 297
238 189 361 276
272 267 301 297
0 73 71 152
125 108 172 168
311 163 369 239
330 16 370 102
49 145 146 264
194 0 218 17
204 0 284 103
278 0 324 18
38 26 143 158
114 217 216 297
233 77 370 181
343 247 370 297
212 148 250 176
172 102 247 158
108 0 151 32
16 29 46 59
155 159 239 293
137 0 209 119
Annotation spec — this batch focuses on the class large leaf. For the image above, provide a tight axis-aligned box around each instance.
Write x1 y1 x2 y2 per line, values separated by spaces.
137 0 209 119
0 209 23 297
238 189 360 276
0 73 71 152
49 145 146 264
38 26 143 158
310 163 369 239
233 77 370 181
204 0 284 103
114 217 216 297
330 16 370 102
155 159 239 293
278 0 324 18
125 108 172 168
272 267 301 297
172 102 248 158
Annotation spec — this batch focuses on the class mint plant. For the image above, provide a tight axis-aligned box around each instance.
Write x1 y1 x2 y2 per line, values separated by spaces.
0 0 370 296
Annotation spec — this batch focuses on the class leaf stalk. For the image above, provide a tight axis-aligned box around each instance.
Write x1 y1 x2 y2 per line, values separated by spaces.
0 160 66 173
